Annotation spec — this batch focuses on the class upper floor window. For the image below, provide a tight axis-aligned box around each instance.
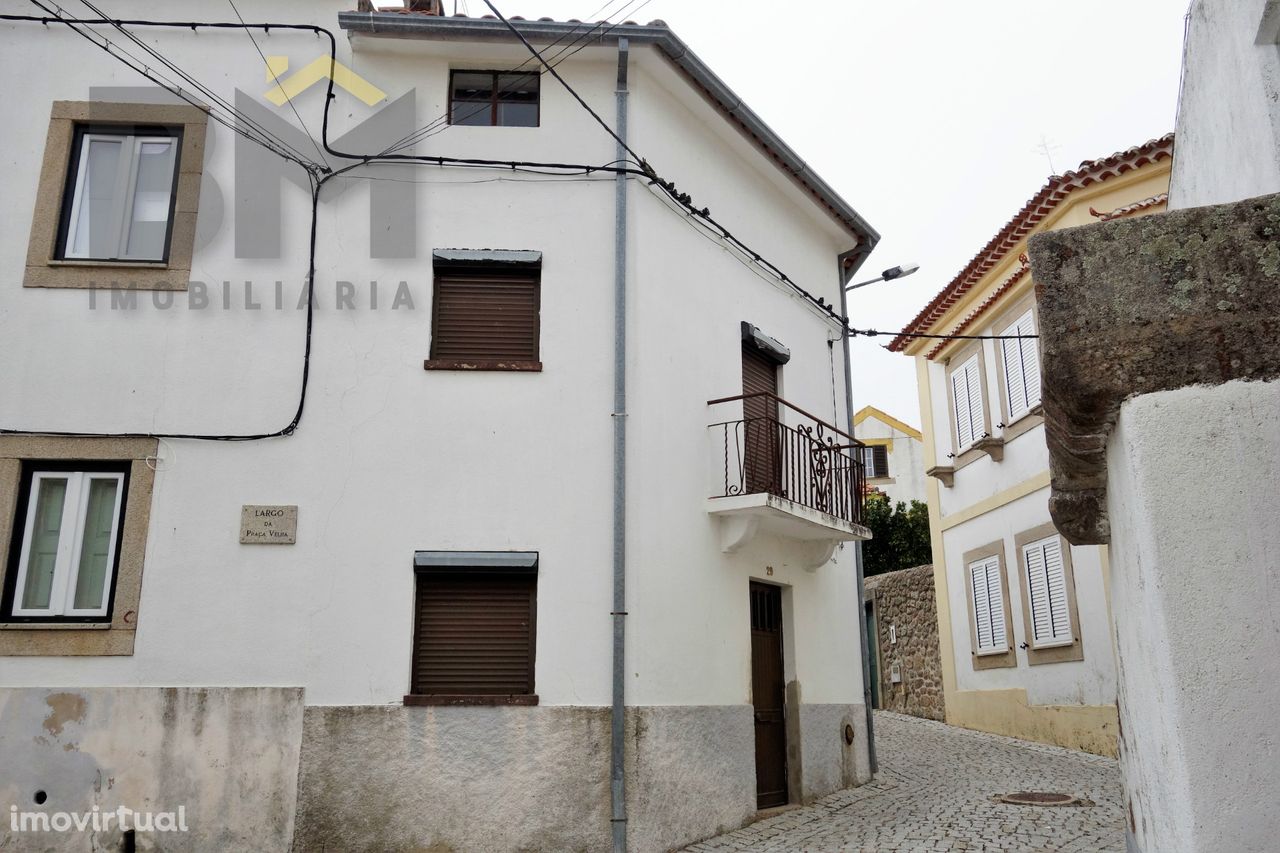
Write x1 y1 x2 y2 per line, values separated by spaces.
449 71 540 127
59 127 181 263
4 464 128 621
25 102 208 291
999 309 1042 422
862 444 889 479
426 252 542 371
950 353 986 452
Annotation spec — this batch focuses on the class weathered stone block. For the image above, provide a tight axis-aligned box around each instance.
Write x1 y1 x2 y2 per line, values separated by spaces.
1027 192 1280 544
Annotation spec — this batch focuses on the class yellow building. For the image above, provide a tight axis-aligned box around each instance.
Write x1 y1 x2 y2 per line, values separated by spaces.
889 136 1173 756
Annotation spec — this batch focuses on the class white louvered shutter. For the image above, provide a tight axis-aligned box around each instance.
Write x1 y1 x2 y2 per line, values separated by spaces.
970 556 1006 655
1024 536 1072 646
952 355 984 450
1001 310 1041 421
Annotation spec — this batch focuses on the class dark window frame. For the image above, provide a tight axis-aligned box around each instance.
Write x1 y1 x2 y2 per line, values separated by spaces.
448 70 541 128
866 445 890 479
55 123 185 264
2 459 132 624
425 262 542 372
406 563 538 706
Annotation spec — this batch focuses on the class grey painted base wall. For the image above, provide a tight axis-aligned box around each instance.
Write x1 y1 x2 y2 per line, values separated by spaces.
0 689 870 852
0 687 305 853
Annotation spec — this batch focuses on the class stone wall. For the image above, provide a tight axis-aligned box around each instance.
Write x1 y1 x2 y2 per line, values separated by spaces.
0 687 305 853
864 565 945 721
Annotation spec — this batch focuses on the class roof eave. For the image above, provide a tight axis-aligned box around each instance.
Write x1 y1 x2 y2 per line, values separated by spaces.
336 11 880 261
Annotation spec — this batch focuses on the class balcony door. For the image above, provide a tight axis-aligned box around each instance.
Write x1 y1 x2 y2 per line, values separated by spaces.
742 343 780 495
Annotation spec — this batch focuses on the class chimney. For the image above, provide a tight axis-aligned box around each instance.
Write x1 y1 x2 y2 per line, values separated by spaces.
406 0 444 13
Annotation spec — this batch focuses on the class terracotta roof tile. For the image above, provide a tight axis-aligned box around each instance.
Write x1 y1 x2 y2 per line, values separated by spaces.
888 134 1174 353
1089 192 1169 222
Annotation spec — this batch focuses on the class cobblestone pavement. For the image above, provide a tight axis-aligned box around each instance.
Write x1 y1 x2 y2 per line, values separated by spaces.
682 711 1124 852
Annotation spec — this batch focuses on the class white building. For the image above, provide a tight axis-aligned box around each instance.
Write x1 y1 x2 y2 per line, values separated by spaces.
889 137 1174 756
852 406 925 507
1026 3 1280 850
0 4 880 851
1169 0 1280 208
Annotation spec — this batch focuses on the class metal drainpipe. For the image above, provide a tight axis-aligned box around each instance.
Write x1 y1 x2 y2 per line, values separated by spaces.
838 253 878 775
610 37 631 853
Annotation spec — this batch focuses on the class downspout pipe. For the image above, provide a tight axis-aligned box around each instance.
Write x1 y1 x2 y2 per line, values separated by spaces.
838 248 878 776
610 37 631 853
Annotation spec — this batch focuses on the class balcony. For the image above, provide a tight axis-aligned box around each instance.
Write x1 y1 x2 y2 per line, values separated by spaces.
707 393 872 569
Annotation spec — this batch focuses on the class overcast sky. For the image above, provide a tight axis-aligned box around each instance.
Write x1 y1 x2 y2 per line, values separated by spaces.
469 0 1189 427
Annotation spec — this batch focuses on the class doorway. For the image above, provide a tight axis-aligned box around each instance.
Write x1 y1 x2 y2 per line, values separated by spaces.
750 581 789 809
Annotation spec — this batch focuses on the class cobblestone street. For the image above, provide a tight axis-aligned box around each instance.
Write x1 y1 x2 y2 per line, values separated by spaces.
683 712 1124 852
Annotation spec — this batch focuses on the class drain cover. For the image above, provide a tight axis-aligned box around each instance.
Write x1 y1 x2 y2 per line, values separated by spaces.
997 792 1082 807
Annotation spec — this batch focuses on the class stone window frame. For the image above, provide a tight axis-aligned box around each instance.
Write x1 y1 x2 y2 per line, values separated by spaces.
962 539 1016 670
0 437 157 656
943 341 993 471
990 292 1045 444
1014 522 1084 666
24 101 208 291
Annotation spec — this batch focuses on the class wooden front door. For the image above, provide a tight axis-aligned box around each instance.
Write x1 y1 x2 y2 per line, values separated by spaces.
750 582 788 809
741 344 780 495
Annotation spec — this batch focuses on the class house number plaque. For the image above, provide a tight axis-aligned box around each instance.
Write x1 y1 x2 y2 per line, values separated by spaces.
240 505 298 544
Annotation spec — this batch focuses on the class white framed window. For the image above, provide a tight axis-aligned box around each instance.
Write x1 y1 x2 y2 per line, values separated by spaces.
1000 309 1041 422
951 354 985 451
10 470 126 619
1022 535 1073 648
62 131 179 262
968 555 1007 655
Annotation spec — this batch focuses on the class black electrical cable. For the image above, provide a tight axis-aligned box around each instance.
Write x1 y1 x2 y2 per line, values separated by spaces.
18 3 324 172
479 0 651 174
63 0 325 171
224 0 330 169
852 330 1039 342
0 12 647 441
0 9 1016 444
380 0 655 156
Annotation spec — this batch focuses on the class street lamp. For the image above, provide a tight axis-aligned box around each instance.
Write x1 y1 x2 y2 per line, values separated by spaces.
838 258 919 775
846 262 921 291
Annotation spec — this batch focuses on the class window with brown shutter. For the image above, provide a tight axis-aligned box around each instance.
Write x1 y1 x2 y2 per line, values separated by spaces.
406 552 538 706
864 445 889 479
425 263 541 372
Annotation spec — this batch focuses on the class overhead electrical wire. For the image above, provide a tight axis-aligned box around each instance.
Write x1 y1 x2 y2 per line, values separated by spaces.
377 0 655 157
0 7 1034 442
58 0 324 172
224 0 330 169
0 6 650 441
374 0 634 154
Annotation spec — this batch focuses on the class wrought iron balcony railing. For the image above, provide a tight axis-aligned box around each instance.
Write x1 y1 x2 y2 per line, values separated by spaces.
708 392 867 525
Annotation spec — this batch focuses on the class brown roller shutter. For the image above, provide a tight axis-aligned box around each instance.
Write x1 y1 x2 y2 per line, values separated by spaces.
430 268 540 362
742 344 780 495
411 573 537 696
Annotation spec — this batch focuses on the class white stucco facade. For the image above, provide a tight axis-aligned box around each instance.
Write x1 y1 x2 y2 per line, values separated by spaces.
1169 0 1280 209
0 5 876 850
920 347 1116 711
852 406 925 507
1107 378 1280 853
897 145 1174 756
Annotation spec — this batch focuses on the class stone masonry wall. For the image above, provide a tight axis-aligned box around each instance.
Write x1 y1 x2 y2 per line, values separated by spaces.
864 565 945 721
